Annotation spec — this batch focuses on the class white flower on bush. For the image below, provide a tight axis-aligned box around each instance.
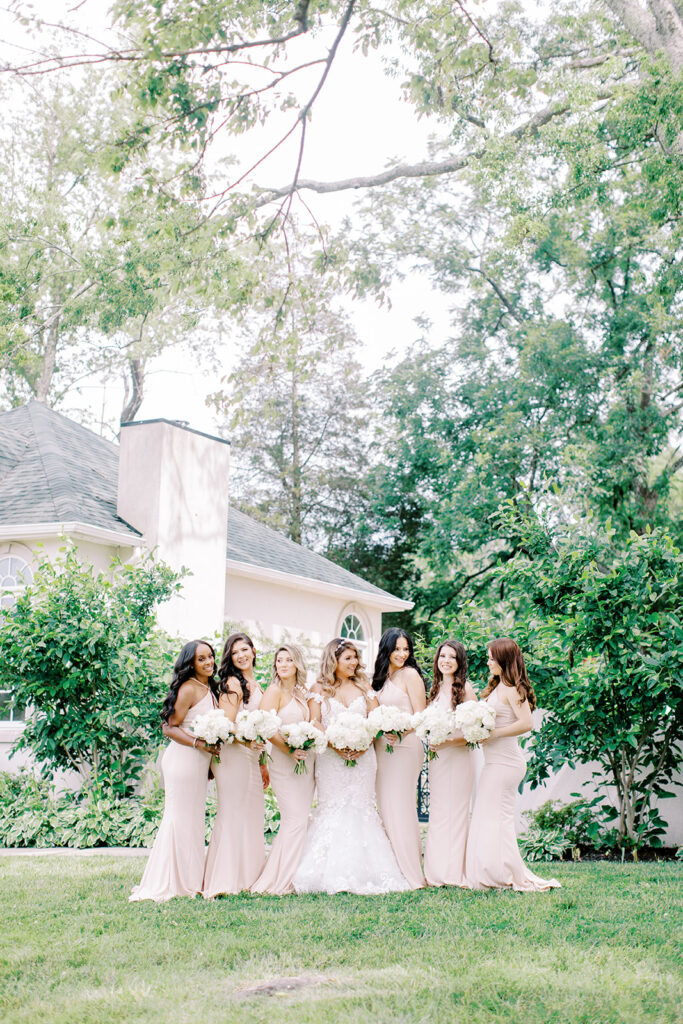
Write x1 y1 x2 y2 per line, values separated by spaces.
325 711 376 766
235 708 281 765
367 705 414 753
412 706 458 760
454 700 496 749
190 709 235 762
279 720 327 774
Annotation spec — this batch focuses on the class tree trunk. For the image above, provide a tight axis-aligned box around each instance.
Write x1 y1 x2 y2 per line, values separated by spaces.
35 321 59 402
290 372 303 544
120 356 145 424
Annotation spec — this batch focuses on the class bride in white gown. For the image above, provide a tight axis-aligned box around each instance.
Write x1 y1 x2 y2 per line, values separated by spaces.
293 638 409 895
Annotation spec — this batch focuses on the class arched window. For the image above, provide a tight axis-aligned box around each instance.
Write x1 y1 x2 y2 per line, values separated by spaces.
0 554 32 723
340 610 370 666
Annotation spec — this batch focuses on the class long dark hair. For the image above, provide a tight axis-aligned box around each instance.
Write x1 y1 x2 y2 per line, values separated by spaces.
428 638 468 710
160 640 219 722
218 631 256 705
372 627 425 691
481 637 537 711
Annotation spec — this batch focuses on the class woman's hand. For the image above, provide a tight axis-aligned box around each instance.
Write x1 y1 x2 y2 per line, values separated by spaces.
290 748 308 764
382 732 400 746
260 764 270 789
197 738 221 756
246 739 266 753
336 746 366 760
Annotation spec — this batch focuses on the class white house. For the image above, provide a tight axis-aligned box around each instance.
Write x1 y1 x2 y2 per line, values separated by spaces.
0 401 411 768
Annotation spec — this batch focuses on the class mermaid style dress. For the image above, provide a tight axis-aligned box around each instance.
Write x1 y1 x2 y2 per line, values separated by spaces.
374 679 425 889
293 693 410 895
202 686 266 896
423 681 475 887
251 693 316 895
130 689 214 902
465 685 560 891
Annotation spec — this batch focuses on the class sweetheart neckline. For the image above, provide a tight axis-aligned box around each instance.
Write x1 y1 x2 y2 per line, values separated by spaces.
328 694 367 711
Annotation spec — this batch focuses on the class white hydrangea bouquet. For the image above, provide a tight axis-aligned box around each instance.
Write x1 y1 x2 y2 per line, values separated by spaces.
279 720 327 774
454 700 496 749
235 708 281 765
412 705 458 761
190 709 235 763
325 711 376 767
367 705 414 753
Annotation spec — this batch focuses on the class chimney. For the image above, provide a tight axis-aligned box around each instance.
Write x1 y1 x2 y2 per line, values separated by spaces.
117 419 230 640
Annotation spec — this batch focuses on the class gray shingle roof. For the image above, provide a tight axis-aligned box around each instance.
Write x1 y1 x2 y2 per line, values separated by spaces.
226 507 399 599
0 402 140 540
0 403 403 602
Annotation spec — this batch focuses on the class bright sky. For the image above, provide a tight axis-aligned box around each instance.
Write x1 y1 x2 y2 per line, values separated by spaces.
2 1 455 436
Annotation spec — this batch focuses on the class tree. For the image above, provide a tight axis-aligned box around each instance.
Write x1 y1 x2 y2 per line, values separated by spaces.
210 245 371 550
496 512 683 850
0 548 181 794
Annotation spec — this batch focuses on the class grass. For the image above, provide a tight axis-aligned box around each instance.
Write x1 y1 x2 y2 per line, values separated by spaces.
2 858 681 1024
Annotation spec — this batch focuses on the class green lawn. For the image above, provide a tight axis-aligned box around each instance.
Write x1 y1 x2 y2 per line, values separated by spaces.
2 858 681 1024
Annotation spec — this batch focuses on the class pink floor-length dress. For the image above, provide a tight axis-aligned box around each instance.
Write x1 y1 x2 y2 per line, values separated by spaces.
251 693 315 895
130 690 214 902
202 686 266 896
465 686 560 891
374 679 425 889
423 682 475 887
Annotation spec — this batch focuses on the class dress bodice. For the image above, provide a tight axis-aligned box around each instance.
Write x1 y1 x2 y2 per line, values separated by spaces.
277 692 310 725
482 685 526 766
377 678 413 714
181 688 216 727
434 681 453 711
243 685 262 711
319 693 368 729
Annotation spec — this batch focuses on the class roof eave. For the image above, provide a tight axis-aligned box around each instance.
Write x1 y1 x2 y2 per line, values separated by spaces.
226 557 414 612
0 521 142 548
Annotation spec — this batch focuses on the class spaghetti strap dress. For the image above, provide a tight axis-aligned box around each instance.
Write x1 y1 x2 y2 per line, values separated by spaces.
465 686 560 891
130 689 214 902
374 678 425 889
423 682 475 887
251 692 315 895
202 686 266 896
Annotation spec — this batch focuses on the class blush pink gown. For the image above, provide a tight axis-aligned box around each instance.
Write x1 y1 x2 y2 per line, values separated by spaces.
465 685 560 891
130 690 214 902
374 679 425 889
202 686 266 896
251 692 315 895
423 682 475 887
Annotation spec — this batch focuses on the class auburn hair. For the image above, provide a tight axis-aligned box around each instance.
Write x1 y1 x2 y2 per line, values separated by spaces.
480 637 536 711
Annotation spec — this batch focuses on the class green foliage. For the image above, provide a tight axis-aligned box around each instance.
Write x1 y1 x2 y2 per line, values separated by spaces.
0 548 181 793
519 799 605 861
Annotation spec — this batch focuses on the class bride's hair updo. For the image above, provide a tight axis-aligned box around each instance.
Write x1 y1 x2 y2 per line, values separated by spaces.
428 638 468 710
317 638 370 698
272 643 309 695
481 637 537 711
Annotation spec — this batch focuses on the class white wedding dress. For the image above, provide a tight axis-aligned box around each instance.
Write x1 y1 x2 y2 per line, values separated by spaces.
293 694 410 895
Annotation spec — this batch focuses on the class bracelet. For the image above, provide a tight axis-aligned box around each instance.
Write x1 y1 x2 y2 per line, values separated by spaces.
193 737 199 748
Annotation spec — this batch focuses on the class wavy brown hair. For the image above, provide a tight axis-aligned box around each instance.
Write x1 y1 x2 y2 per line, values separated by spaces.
317 638 370 699
273 644 309 697
481 637 537 711
428 639 468 710
218 631 256 705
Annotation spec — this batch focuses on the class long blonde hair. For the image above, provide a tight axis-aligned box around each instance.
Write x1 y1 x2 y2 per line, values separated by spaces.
272 644 309 697
317 638 370 698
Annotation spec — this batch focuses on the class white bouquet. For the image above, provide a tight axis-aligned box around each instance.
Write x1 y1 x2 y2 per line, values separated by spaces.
325 711 376 767
235 708 281 765
279 720 327 774
367 705 414 753
412 705 458 761
454 699 496 749
190 709 235 763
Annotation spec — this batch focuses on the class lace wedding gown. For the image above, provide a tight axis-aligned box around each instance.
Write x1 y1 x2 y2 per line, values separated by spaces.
293 694 410 895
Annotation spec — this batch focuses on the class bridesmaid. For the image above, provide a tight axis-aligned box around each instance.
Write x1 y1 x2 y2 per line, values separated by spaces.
252 645 316 895
130 640 220 902
465 637 560 891
372 627 427 889
202 632 266 897
423 639 477 887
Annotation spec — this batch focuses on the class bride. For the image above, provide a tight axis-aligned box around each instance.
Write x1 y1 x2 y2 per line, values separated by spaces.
293 638 410 895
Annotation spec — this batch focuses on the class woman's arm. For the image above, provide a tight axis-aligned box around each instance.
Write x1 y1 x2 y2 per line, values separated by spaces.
163 683 220 754
486 691 533 739
405 670 427 714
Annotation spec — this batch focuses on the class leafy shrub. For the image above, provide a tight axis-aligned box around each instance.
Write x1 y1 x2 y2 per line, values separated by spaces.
519 798 605 860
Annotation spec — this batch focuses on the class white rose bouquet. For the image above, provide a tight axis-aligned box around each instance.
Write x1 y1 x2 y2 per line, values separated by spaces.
412 706 458 760
279 720 327 774
367 705 414 753
454 700 496 749
190 709 235 763
235 708 281 765
325 711 376 767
